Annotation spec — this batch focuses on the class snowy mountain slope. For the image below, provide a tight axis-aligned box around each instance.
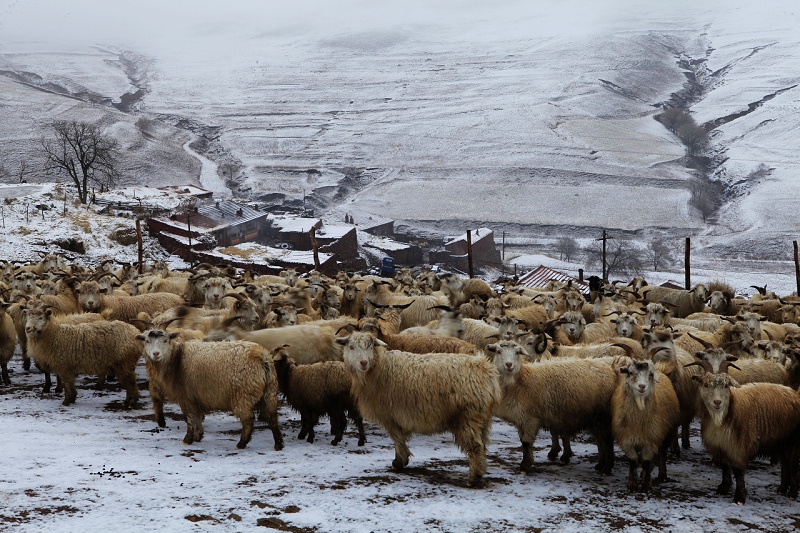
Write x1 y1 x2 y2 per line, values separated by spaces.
0 0 799 267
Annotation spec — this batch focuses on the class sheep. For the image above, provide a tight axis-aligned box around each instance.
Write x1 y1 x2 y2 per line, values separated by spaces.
505 302 550 332
608 311 645 341
692 348 788 386
487 340 617 474
707 288 746 316
75 280 184 322
0 303 16 385
733 312 787 341
555 311 615 345
24 305 142 407
749 340 788 366
611 358 681 493
271 346 365 446
399 305 464 338
640 283 709 318
365 307 478 355
136 328 284 450
438 273 494 307
682 322 755 358
551 338 643 360
639 327 702 453
340 282 364 318
691 367 800 504
458 297 487 319
233 323 347 365
338 331 500 487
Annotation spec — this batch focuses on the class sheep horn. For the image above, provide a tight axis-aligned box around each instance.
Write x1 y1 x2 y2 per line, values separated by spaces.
365 299 387 309
648 346 671 360
336 324 357 335
223 292 246 301
684 360 714 373
427 305 455 312
611 342 635 359
719 361 741 373
687 332 713 350
129 318 154 332
221 314 248 329
750 285 767 295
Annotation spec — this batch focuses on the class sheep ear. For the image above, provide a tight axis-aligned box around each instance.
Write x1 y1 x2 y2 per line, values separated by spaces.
618 366 629 375
135 334 145 341
169 332 180 340
99 287 108 294
335 337 348 346
652 371 660 382
691 374 703 383
486 343 499 353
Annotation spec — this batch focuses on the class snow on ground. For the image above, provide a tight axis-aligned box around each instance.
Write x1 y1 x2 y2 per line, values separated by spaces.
2 354 800 532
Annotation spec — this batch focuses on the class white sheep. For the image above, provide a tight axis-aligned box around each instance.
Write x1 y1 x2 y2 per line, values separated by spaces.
692 367 800 504
338 331 500 487
25 304 142 407
611 358 681 493
487 340 617 475
136 328 284 450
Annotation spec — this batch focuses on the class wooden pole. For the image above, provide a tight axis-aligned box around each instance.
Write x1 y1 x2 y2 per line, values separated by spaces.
187 214 193 266
136 219 144 275
794 240 800 296
685 237 691 290
601 230 608 282
310 227 321 270
466 230 474 279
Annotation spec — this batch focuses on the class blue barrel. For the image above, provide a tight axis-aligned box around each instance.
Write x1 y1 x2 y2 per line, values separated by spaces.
380 257 396 278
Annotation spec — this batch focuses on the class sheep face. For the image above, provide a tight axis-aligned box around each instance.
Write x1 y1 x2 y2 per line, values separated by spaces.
150 261 169 277
533 295 556 318
338 332 386 376
230 297 260 329
781 304 800 325
690 284 710 304
708 291 730 314
14 272 39 294
438 273 464 294
644 303 668 328
201 277 231 309
23 306 53 338
562 290 584 312
485 298 505 318
695 348 738 374
273 305 298 327
628 276 648 293
279 268 298 287
41 253 66 273
96 274 118 295
136 329 179 363
750 341 787 365
319 288 341 310
612 314 638 338
640 328 678 361
245 286 273 315
486 340 524 379
728 321 756 351
517 333 548 361
619 360 659 411
559 311 586 343
693 372 739 427
736 312 764 339
75 281 105 312
342 283 358 302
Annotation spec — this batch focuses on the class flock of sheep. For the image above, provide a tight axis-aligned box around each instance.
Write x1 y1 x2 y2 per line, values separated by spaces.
3 253 800 505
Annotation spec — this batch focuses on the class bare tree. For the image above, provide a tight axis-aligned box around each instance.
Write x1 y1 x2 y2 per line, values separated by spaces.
657 107 692 134
690 180 724 223
556 236 579 261
42 121 120 204
677 122 708 156
645 239 674 271
16 161 29 183
584 239 643 279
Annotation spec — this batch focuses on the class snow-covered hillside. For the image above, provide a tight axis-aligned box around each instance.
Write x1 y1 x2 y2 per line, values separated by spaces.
1 0 799 268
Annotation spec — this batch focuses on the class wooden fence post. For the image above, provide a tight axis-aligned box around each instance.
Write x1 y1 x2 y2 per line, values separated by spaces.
466 230 474 279
136 219 144 275
685 237 691 290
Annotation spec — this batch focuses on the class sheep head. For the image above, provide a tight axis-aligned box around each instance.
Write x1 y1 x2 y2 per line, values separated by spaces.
619 359 659 411
692 372 740 427
136 329 180 364
338 332 387 377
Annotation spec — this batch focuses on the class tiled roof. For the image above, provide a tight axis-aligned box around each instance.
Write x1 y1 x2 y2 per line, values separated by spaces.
517 265 590 295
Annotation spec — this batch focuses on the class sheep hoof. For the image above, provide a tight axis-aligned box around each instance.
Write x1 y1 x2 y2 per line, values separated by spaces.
23 359 31 371
236 442 247 449
467 476 485 489
547 450 559 461
330 438 340 446
391 458 407 471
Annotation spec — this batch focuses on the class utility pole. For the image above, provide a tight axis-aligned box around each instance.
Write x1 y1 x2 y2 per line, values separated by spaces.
466 230 474 279
310 227 321 270
794 240 800 296
136 219 144 274
595 230 613 282
685 237 692 290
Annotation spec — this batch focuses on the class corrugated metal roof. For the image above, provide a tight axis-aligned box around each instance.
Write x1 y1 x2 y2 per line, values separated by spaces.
194 200 265 229
517 265 590 295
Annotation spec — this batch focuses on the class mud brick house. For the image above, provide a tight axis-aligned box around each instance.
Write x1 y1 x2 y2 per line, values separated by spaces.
429 228 501 272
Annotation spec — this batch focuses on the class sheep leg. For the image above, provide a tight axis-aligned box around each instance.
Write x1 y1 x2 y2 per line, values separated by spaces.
640 460 653 494
150 382 166 428
559 436 574 465
61 374 77 406
626 460 639 492
257 396 283 451
182 414 196 445
547 433 562 461
593 427 615 475
717 464 733 495
681 420 691 449
22 354 30 371
330 409 347 446
352 413 366 446
42 371 52 393
655 437 671 483
95 373 106 391
732 468 747 505
54 375 63 394
384 423 410 471
778 452 791 496
1 362 9 386
116 369 139 409
669 427 681 457
454 423 488 488
234 409 255 449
